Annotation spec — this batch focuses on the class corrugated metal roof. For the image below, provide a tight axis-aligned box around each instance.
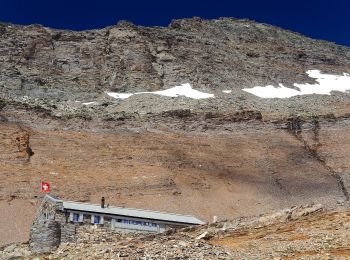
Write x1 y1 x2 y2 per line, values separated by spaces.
62 200 205 225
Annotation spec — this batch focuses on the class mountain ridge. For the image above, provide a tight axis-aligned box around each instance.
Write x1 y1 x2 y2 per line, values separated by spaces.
0 17 350 251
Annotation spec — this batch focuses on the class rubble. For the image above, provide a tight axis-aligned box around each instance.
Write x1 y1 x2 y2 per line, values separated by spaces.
2 204 349 259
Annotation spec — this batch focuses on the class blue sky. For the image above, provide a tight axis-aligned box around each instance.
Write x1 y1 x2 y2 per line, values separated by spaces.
1 0 349 47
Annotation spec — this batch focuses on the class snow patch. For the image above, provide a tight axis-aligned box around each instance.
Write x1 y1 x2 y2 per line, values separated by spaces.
242 70 350 98
222 90 232 94
106 93 134 99
106 83 214 100
82 102 97 105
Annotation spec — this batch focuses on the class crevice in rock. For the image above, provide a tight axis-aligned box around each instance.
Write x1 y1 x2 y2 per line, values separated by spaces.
285 117 349 201
271 170 285 191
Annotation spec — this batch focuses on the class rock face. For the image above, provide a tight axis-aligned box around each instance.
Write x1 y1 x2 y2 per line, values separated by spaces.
1 17 350 121
1 17 350 248
0 125 33 162
2 17 350 96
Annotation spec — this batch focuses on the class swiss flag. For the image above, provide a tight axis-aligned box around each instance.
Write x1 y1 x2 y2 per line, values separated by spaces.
41 182 51 193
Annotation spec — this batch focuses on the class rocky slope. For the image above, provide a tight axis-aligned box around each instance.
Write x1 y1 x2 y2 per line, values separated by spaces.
1 205 349 259
1 17 350 123
0 17 350 249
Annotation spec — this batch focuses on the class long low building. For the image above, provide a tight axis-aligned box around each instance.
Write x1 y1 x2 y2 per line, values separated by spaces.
29 194 205 253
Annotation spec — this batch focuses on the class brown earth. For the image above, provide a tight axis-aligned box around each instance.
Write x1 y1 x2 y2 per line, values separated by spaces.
0 199 38 248
211 209 350 259
1 116 349 246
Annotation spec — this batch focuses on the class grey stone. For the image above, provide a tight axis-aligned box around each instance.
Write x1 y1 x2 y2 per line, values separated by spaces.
29 220 61 253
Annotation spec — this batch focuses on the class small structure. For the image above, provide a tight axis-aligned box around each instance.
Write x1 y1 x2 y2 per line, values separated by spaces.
29 195 205 253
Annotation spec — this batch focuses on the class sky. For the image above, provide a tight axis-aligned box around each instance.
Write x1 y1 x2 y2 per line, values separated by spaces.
0 0 349 47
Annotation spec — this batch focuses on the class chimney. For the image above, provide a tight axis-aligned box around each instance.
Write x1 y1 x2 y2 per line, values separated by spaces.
101 197 105 208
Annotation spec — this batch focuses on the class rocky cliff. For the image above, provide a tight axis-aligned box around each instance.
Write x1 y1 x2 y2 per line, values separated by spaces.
0 17 350 249
1 17 350 123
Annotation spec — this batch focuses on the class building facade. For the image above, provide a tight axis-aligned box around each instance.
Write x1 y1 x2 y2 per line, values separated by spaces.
29 195 205 253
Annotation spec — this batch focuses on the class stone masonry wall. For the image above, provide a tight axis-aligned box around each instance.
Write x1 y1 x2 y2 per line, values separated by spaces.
61 223 76 243
59 212 114 243
29 220 61 253
28 197 63 253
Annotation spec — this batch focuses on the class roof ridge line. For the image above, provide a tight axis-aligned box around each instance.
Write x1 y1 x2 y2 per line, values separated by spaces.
63 200 197 218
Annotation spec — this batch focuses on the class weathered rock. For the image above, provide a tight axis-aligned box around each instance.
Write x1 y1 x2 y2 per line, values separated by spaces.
1 17 350 124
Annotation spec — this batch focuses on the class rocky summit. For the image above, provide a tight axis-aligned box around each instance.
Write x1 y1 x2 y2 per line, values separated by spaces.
1 17 350 123
0 17 350 258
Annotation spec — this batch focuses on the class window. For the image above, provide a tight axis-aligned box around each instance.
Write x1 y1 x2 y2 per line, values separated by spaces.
69 212 83 222
91 215 103 225
73 213 80 222
120 219 157 227
42 209 50 220
112 218 158 231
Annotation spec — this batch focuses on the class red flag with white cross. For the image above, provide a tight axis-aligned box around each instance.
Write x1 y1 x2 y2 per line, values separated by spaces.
41 182 51 193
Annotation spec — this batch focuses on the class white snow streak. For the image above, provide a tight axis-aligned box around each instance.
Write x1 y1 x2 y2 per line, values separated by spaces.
106 93 134 99
222 90 232 94
106 83 214 100
242 70 350 98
